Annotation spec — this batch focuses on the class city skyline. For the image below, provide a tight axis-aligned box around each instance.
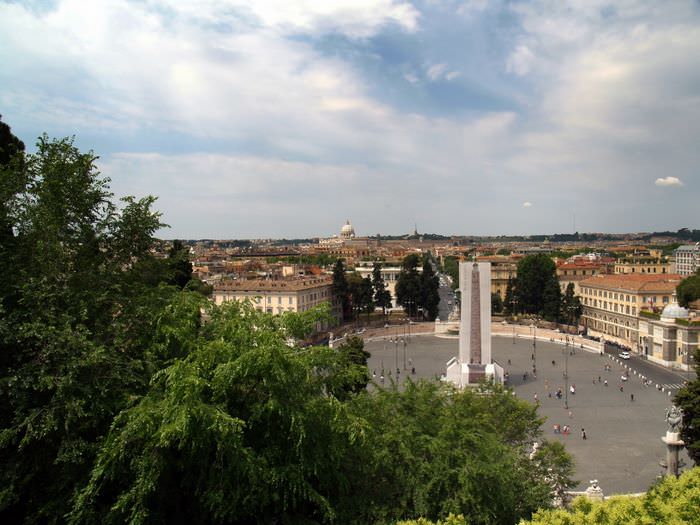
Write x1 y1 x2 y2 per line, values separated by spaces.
1 1 699 238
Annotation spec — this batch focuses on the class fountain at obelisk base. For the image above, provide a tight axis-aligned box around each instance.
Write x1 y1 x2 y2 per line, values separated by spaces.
445 262 504 387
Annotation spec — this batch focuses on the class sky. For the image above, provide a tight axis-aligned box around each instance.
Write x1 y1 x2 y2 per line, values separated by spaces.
1 0 699 239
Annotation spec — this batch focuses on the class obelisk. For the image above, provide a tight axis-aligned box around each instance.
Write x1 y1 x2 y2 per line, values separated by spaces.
469 263 482 364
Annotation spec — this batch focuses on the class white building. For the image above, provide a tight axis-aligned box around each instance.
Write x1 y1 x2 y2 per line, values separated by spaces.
673 244 700 276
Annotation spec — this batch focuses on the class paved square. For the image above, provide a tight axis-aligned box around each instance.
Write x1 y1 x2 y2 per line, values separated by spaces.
365 334 691 494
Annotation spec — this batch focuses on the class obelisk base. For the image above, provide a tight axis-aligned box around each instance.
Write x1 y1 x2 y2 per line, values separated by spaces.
661 432 685 478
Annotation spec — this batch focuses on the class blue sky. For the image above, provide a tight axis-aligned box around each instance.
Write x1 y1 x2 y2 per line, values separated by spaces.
1 0 698 238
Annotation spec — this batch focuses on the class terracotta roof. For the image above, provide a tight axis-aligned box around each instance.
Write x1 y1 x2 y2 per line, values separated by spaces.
215 276 332 292
579 274 682 293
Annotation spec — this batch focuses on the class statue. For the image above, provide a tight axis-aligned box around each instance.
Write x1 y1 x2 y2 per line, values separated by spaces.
665 405 683 433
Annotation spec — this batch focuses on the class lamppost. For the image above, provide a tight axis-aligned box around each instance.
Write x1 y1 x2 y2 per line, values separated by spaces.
531 322 537 375
403 337 407 370
568 304 578 354
393 336 398 373
564 336 569 409
511 297 518 345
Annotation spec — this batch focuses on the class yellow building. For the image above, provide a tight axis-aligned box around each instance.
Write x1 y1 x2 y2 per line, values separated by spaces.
213 276 339 319
614 255 671 275
580 274 682 351
475 255 520 298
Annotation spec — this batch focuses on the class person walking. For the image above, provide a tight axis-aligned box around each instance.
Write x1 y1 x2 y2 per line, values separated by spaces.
581 428 587 440
630 393 634 402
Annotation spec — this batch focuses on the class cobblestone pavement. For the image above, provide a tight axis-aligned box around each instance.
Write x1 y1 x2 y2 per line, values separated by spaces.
365 333 691 494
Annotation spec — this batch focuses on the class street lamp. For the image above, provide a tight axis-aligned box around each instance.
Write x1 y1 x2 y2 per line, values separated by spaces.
511 298 518 345
531 322 537 375
564 336 570 410
403 337 407 370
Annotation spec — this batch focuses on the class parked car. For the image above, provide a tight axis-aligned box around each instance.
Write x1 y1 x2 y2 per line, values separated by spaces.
619 351 631 360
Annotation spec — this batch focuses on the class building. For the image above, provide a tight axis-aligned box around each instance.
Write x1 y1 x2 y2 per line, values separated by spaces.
213 276 339 321
475 255 520 299
638 303 700 370
354 261 405 309
579 274 683 350
557 261 609 295
673 244 700 276
613 255 671 275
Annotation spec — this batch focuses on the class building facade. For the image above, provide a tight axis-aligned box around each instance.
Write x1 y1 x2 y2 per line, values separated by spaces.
213 276 339 320
579 274 682 350
674 244 700 276
475 255 520 299
613 255 671 275
638 304 700 371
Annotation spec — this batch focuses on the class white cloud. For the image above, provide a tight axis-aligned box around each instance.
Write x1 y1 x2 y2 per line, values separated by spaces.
523 201 533 208
506 45 535 76
426 63 448 81
655 177 683 187
445 70 462 81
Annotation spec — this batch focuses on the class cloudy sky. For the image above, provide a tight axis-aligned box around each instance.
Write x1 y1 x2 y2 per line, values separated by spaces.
1 0 698 238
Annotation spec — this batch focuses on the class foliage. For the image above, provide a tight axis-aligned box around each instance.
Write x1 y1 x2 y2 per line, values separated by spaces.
420 258 440 321
396 255 422 317
347 273 375 319
675 346 700 465
442 256 460 290
523 467 700 525
333 336 371 398
337 381 573 525
332 259 352 320
0 135 187 523
0 114 25 166
69 300 366 524
491 293 503 314
514 255 561 322
504 278 516 315
560 283 582 326
677 271 700 308
372 263 393 314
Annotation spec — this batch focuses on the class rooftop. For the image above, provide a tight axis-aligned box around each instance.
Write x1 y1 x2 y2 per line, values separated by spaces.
215 276 332 292
579 273 682 293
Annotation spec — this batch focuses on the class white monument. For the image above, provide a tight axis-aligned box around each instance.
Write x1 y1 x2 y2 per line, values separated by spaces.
445 262 504 387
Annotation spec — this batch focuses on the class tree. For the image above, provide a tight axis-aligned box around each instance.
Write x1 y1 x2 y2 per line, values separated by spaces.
69 301 366 524
504 277 516 315
0 135 183 522
560 282 582 327
0 114 24 166
491 293 503 314
441 256 459 290
524 467 700 525
677 270 700 308
372 263 393 315
332 259 352 320
333 335 371 397
675 346 700 465
396 255 421 317
347 273 375 320
420 258 440 321
167 239 193 288
514 255 561 321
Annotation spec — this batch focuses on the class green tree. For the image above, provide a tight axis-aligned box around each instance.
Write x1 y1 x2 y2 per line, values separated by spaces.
420 258 440 320
514 255 561 321
677 270 700 308
524 467 700 525
347 274 375 319
504 277 516 316
491 292 503 314
332 259 352 320
0 135 182 522
396 254 422 317
675 346 700 465
560 282 582 327
333 335 371 397
372 263 393 315
442 256 459 290
167 239 193 288
0 114 25 166
69 300 365 524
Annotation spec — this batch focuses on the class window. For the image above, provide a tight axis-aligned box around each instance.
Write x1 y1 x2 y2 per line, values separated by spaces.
267 296 271 304
278 296 281 304
663 296 669 304
289 297 293 304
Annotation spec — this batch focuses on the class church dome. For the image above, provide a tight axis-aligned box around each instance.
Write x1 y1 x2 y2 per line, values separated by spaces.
340 220 355 238
661 303 689 321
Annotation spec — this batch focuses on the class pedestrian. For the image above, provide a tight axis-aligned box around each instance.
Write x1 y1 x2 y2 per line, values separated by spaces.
534 393 538 402
411 366 416 375
581 428 587 440
619 385 624 392
598 376 601 383
507 359 511 366
523 373 527 381
552 360 556 366
604 379 608 386
630 393 634 402
568 410 573 419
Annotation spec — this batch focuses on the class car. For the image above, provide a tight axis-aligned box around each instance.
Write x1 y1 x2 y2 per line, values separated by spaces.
619 351 631 360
